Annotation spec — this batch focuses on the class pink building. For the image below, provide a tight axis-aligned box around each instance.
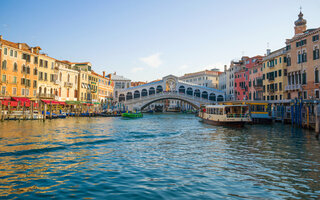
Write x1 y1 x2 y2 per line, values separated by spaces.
234 56 263 100
248 60 264 100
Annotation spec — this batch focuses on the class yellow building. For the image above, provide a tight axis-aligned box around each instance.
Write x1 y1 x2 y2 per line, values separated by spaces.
92 71 113 105
89 72 99 103
37 54 57 99
262 48 288 101
72 62 92 102
1 36 42 99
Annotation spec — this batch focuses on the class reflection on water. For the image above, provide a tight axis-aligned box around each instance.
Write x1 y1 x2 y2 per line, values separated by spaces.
0 114 319 199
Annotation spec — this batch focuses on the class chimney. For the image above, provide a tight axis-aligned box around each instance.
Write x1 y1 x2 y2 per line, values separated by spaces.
103 71 105 77
0 35 2 41
18 43 22 49
224 65 227 72
266 49 271 56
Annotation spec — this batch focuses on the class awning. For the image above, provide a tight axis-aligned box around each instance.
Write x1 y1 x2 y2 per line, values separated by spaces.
65 101 81 105
1 101 18 107
41 100 60 105
12 97 30 102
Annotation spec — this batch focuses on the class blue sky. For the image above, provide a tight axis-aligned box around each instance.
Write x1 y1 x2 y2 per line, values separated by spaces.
1 0 320 81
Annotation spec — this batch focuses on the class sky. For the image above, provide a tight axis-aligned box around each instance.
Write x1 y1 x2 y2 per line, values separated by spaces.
1 0 320 82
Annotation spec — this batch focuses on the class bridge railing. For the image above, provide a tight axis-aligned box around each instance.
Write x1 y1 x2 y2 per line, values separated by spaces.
124 91 216 104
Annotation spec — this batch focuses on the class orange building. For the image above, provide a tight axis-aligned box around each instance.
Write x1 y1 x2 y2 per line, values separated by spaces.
285 11 320 99
0 36 41 99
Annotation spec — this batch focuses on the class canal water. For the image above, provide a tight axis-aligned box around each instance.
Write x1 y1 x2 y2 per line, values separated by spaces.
0 114 319 199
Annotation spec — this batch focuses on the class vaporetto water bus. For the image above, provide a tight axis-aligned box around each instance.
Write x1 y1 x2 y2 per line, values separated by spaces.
199 104 252 127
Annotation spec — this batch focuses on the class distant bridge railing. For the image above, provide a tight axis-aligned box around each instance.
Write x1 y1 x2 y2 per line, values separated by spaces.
123 91 217 104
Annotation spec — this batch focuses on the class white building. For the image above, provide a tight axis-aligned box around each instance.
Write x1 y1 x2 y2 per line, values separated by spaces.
226 60 242 101
219 65 227 98
179 69 221 89
111 72 131 100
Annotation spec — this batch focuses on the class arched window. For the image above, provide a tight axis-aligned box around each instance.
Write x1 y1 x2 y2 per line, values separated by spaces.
13 63 18 72
209 93 216 101
314 46 319 60
141 89 148 97
186 87 193 95
22 64 26 73
194 89 200 97
134 90 140 98
39 87 42 94
67 88 69 97
75 75 77 84
44 87 47 94
60 72 62 82
217 95 224 102
126 92 133 100
302 71 307 85
149 87 155 95
202 91 208 99
315 68 319 83
179 86 185 94
119 94 125 102
1 60 6 70
68 74 70 82
156 85 163 93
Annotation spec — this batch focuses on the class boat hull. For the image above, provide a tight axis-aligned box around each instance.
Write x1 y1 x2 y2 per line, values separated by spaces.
200 117 247 127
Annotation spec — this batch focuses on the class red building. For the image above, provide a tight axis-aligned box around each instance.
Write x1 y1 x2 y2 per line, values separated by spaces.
234 56 263 100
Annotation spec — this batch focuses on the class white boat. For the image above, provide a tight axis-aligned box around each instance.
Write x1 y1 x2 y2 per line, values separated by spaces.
198 104 251 127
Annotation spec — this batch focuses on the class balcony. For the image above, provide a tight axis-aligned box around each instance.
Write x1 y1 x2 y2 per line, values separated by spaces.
37 93 55 99
285 84 302 91
64 82 73 88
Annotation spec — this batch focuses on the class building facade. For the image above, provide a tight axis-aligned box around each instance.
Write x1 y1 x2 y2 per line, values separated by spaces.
179 69 221 89
55 60 79 102
112 73 131 100
285 11 320 100
262 48 288 101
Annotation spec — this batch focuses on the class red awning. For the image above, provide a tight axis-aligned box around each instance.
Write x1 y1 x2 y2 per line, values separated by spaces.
1 101 18 107
41 100 65 105
12 97 30 102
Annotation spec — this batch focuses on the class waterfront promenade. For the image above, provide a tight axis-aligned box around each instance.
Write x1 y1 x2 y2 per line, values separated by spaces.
0 114 319 199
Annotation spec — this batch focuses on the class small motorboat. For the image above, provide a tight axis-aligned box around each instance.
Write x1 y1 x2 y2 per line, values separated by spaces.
121 112 143 118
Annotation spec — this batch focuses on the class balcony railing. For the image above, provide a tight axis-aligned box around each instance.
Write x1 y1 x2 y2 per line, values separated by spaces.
285 84 302 91
37 93 55 98
64 82 73 87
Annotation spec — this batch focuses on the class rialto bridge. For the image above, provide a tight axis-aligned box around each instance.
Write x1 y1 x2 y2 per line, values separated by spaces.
116 75 225 111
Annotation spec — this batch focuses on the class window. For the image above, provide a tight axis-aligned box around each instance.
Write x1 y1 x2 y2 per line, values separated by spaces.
315 69 319 83
40 59 43 67
279 82 282 91
279 57 282 63
44 61 48 68
287 56 291 66
1 86 6 95
12 87 17 96
13 76 17 84
34 57 38 64
296 39 307 47
34 68 38 75
303 91 307 99
22 53 30 62
316 90 320 99
4 48 7 55
33 90 37 97
50 74 55 82
284 69 287 76
279 70 282 77
302 71 307 85
302 51 307 63
21 88 25 96
33 80 37 88
14 51 17 58
13 63 18 72
39 72 43 80
51 62 54 69
313 47 319 60
21 78 25 85
26 66 30 74
2 75 6 82
2 60 7 70
275 71 277 78
313 34 319 42
10 49 13 56
286 45 291 51
44 73 48 81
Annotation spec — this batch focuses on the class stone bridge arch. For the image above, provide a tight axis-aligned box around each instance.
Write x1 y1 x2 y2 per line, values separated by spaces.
140 97 200 110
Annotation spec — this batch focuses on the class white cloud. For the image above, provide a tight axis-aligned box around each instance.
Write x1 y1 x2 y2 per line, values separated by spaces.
140 53 162 68
131 67 144 73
